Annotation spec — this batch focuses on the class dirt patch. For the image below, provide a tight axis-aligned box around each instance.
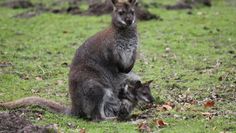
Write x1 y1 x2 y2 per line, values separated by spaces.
14 4 81 19
0 0 34 9
166 0 211 10
0 110 58 133
87 2 160 21
2 0 159 20
14 11 41 19
86 2 113 16
166 2 193 10
135 6 161 21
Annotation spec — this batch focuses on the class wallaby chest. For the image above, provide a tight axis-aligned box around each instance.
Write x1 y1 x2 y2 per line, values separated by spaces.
114 34 138 68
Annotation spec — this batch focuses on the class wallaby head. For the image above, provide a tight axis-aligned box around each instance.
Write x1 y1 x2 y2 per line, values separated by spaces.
111 0 137 28
123 80 154 103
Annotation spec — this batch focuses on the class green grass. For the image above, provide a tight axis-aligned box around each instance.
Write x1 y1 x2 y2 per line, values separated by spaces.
0 0 236 132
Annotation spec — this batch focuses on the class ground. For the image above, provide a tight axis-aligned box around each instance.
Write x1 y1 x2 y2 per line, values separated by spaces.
0 0 235 132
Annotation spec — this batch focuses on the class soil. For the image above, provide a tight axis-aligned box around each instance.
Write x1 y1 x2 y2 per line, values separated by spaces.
87 2 160 21
1 0 159 21
166 2 193 10
0 0 34 9
166 0 211 10
0 110 58 133
135 6 161 21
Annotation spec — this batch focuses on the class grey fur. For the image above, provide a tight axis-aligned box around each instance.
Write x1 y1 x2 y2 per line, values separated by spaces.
69 0 138 121
117 80 154 120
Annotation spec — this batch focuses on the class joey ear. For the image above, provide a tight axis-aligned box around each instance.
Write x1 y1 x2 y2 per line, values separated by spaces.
145 80 153 86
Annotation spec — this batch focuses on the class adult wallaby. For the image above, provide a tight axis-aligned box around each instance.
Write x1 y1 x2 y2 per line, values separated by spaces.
118 80 154 120
69 0 138 120
0 0 139 121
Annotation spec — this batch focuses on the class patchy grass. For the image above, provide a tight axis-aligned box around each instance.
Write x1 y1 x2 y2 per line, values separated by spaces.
0 0 235 132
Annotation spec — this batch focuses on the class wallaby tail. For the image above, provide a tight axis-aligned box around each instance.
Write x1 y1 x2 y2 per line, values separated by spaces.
0 96 69 114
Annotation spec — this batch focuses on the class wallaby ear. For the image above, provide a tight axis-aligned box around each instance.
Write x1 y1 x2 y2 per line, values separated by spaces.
128 0 137 5
111 0 118 6
134 80 142 88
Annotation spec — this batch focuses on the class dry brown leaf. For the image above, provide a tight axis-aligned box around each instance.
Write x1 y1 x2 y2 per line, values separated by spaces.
155 119 168 128
35 113 43 120
138 122 151 133
160 102 175 111
162 105 173 111
201 112 212 116
204 101 215 108
166 102 175 108
191 100 197 105
79 128 86 133
201 112 216 120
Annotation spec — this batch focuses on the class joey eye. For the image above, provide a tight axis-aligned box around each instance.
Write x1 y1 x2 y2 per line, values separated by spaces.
142 92 147 95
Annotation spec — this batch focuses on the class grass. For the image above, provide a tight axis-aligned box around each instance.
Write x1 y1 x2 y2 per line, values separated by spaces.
0 0 236 132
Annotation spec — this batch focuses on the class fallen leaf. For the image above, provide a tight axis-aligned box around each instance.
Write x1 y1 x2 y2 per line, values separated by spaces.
138 122 151 133
35 113 43 120
204 101 215 108
155 119 168 128
201 112 216 120
160 102 175 111
190 100 198 105
35 76 43 81
165 102 175 108
79 128 86 133
144 103 157 109
201 112 213 116
162 104 172 111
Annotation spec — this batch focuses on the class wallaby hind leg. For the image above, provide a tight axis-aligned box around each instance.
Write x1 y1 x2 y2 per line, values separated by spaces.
118 99 133 120
77 79 115 121
102 89 122 118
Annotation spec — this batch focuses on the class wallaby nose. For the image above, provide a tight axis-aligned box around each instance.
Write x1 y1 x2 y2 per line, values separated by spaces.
126 19 133 26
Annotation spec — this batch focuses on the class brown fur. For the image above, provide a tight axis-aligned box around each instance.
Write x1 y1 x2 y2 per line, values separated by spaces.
68 0 138 120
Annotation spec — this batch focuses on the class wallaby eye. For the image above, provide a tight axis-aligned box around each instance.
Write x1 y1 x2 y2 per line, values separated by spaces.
118 11 125 15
